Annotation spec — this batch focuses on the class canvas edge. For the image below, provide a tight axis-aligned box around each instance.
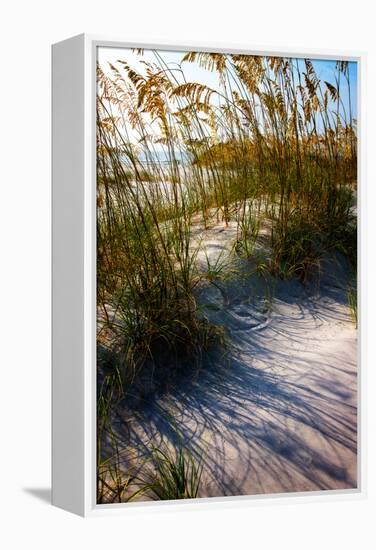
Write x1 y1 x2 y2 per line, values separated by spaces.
88 36 366 517
52 33 86 517
52 33 366 517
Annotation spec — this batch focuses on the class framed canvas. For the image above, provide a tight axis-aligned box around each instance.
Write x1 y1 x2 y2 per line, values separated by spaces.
52 34 365 517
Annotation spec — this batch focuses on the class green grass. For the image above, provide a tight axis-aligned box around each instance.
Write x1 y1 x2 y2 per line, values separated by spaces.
347 284 358 326
270 211 323 281
143 436 204 500
235 202 261 259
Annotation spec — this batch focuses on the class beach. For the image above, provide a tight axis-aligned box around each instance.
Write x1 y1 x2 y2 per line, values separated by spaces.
107 219 357 498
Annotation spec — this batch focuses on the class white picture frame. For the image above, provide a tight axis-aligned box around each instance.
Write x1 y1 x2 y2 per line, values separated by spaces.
52 34 366 517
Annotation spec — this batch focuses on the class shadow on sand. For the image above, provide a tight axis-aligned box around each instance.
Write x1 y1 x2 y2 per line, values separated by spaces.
102 253 357 498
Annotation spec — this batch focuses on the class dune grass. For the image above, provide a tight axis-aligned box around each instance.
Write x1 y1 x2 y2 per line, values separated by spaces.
96 50 357 502
347 282 358 327
142 432 204 501
97 54 356 357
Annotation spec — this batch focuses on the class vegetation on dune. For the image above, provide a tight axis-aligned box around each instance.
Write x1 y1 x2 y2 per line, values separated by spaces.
141 431 204 500
96 50 357 503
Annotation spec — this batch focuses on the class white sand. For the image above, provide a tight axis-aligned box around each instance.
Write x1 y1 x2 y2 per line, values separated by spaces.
112 218 357 498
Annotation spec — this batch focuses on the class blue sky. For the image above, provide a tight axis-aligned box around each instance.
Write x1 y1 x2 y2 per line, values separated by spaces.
297 57 357 120
98 46 357 138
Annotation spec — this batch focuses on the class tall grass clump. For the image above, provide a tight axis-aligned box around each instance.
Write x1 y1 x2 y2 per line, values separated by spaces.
142 431 204 500
97 64 222 387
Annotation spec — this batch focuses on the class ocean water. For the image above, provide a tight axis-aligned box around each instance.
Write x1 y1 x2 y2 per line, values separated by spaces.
138 150 192 166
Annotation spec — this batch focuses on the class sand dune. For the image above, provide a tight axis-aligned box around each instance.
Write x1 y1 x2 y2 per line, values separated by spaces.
111 220 357 498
